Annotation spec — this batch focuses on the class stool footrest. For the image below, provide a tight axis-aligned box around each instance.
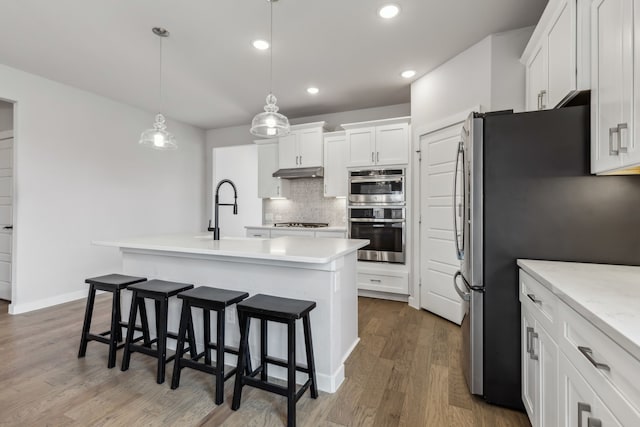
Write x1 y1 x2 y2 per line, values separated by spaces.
87 333 111 345
243 376 288 397
207 342 241 356
263 356 310 374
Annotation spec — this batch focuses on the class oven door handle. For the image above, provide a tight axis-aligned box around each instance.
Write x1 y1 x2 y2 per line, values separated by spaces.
453 271 471 301
349 176 404 183
349 218 405 223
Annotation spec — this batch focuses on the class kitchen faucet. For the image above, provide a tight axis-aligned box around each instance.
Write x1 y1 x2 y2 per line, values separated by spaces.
209 179 238 240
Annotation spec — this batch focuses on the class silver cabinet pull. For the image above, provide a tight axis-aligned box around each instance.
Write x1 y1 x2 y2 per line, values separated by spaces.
371 152 375 163
295 155 299 165
529 330 539 360
578 402 592 427
526 326 534 354
617 122 628 153
369 278 382 283
299 155 302 165
540 90 547 109
588 418 602 427
578 346 611 371
277 185 280 196
537 92 542 110
527 293 542 304
376 152 380 163
609 127 619 155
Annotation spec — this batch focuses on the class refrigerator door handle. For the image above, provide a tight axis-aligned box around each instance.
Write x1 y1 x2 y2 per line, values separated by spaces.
453 271 471 301
453 140 465 260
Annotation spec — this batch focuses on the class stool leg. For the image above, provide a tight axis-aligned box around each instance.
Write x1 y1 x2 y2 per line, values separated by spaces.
156 297 169 384
215 308 225 405
287 320 297 427
171 300 191 390
115 290 123 342
186 306 198 359
138 298 151 346
78 284 97 358
203 309 211 365
155 300 161 343
231 312 250 411
107 289 121 369
237 309 253 375
121 291 139 371
303 314 318 399
260 319 268 382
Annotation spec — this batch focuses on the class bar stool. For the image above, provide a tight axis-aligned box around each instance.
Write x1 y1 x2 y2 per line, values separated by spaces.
78 274 148 369
231 294 318 427
121 279 197 384
170 286 251 404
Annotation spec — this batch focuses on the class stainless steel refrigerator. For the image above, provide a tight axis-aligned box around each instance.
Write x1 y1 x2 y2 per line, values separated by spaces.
452 105 640 409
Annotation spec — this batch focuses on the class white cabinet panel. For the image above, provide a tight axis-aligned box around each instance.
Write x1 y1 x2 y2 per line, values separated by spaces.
257 142 290 199
323 133 347 197
547 0 575 107
375 123 409 165
346 127 375 167
344 118 410 167
278 133 298 169
527 44 548 111
522 306 538 422
298 128 323 167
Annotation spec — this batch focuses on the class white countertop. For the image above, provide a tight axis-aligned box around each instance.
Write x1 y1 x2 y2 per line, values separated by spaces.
245 225 347 232
94 233 368 264
517 259 640 361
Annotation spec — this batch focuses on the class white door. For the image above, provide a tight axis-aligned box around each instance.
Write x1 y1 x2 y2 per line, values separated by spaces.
346 127 375 167
375 123 409 165
278 132 298 169
419 122 465 324
297 128 323 167
0 131 13 301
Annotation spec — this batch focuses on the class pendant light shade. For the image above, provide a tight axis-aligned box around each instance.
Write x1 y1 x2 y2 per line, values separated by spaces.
250 93 290 137
140 27 177 150
250 0 290 138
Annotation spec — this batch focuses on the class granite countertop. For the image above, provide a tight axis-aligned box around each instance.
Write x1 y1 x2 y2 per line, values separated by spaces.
517 259 640 361
245 225 348 232
94 233 367 264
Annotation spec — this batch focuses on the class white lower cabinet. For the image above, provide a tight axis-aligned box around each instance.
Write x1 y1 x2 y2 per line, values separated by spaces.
245 228 347 239
520 269 640 427
357 263 408 294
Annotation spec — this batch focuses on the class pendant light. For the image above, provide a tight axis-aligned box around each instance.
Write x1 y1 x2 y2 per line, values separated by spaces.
139 27 177 150
250 0 290 138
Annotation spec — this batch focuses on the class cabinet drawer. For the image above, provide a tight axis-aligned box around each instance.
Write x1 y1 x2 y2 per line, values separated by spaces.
315 231 347 238
357 272 408 294
519 271 557 331
270 229 315 238
559 304 640 414
246 229 271 238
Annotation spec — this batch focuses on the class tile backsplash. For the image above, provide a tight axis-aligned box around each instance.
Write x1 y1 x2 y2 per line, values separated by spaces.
262 178 347 226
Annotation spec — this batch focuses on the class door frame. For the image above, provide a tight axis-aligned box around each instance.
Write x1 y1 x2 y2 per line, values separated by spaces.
410 106 480 311
0 97 16 308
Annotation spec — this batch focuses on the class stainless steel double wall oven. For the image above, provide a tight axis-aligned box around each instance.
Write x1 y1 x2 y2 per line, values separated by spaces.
348 169 406 264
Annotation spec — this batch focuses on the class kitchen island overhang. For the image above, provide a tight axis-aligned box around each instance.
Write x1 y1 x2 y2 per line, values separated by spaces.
94 234 369 393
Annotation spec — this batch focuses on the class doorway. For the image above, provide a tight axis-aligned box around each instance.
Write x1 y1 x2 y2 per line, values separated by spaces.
0 100 14 302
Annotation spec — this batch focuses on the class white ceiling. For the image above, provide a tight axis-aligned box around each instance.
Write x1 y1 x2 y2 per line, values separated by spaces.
0 0 547 129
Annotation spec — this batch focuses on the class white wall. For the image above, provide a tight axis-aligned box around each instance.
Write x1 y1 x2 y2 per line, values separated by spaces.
0 101 13 132
204 103 410 218
0 63 206 314
212 145 262 237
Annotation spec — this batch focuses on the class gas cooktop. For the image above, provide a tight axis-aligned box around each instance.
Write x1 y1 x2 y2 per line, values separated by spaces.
273 222 329 228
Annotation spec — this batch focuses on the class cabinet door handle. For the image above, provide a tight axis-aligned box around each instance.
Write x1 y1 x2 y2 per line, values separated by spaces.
617 122 628 153
536 92 541 110
371 152 375 163
526 326 534 354
529 330 539 360
376 151 380 163
527 293 541 304
578 402 592 427
299 155 302 165
609 127 619 155
539 90 547 109
369 278 382 283
277 185 280 196
578 346 610 371
587 418 602 427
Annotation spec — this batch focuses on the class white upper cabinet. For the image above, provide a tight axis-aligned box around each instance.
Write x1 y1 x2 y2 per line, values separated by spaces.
256 140 290 199
277 122 326 169
591 0 636 174
342 117 410 167
522 0 588 110
323 131 347 197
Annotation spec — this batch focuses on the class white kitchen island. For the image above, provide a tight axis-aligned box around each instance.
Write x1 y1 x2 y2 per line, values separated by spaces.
94 233 369 393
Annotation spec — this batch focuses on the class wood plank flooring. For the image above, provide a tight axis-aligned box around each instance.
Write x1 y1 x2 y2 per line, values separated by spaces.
0 296 530 426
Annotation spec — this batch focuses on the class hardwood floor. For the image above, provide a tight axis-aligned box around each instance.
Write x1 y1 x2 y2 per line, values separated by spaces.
0 296 530 426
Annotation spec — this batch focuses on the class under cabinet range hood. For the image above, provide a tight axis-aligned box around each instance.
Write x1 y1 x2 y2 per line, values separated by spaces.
272 166 324 179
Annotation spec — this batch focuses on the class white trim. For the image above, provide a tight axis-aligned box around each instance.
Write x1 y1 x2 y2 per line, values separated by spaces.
0 130 13 140
412 105 480 138
408 295 419 309
9 288 88 315
358 289 409 302
341 115 411 130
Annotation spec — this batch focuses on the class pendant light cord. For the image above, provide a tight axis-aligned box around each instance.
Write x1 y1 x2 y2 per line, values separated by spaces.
269 0 273 95
159 35 164 113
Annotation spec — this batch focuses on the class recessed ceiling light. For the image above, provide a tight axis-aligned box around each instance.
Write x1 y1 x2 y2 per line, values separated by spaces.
252 39 270 50
307 87 319 95
378 4 400 19
401 70 416 79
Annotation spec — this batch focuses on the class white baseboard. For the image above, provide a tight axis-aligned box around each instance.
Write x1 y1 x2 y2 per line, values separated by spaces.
358 289 409 302
9 289 88 315
408 295 419 309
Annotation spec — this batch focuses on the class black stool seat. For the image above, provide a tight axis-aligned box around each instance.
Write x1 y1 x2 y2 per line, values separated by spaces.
121 279 197 384
127 279 193 296
178 286 249 309
171 286 251 405
236 294 316 320
232 294 318 427
85 273 146 290
78 274 149 369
